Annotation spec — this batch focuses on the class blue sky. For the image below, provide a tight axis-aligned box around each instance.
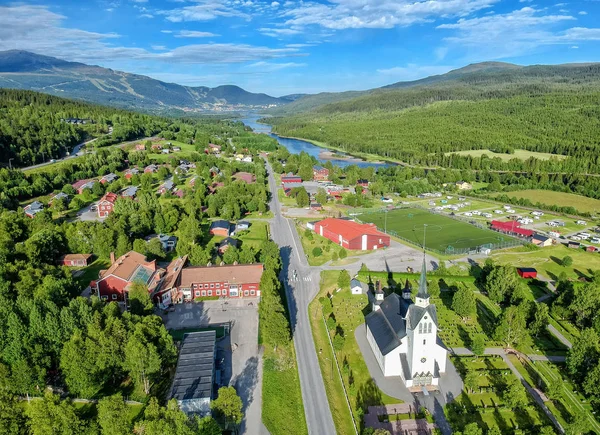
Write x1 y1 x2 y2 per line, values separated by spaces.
1 0 599 95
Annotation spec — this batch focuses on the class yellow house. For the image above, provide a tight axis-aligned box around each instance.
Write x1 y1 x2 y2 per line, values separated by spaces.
455 181 473 190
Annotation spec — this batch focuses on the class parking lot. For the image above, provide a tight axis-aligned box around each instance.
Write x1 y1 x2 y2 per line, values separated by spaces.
160 299 263 434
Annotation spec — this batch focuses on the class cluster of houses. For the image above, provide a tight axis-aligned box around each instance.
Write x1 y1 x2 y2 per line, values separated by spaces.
88 250 263 306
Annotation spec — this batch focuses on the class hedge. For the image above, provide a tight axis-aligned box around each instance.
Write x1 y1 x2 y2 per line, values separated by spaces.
357 271 476 283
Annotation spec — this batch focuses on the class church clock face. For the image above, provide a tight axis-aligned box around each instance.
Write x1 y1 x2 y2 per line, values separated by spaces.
421 357 427 363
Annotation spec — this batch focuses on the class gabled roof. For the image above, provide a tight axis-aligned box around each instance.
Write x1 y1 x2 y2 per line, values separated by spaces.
210 220 231 230
24 201 44 211
99 251 156 283
100 192 118 204
533 234 550 242
316 218 387 241
178 264 263 287
121 186 139 197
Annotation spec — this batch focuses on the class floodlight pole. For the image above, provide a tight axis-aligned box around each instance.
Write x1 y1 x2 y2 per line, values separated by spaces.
384 209 388 234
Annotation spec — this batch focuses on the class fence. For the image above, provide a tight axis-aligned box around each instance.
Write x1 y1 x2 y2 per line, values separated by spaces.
352 206 525 256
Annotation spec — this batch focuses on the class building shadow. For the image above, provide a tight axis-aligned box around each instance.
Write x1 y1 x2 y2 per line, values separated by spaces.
356 378 384 432
233 356 259 435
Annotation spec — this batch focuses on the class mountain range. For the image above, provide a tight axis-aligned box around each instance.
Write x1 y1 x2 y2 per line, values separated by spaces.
0 50 598 116
0 50 292 113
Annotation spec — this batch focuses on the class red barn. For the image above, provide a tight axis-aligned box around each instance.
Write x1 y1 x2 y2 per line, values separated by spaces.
313 166 329 181
97 192 118 218
281 174 302 186
60 254 93 267
314 218 390 250
517 267 538 279
491 220 534 238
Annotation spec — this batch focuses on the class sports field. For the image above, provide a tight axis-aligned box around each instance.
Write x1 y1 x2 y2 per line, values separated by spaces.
357 208 516 253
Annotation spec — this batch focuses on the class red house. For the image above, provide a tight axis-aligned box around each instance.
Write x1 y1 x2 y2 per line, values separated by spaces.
72 179 96 194
517 267 538 279
314 218 390 250
491 220 534 238
124 168 139 180
60 254 93 267
97 192 118 218
91 251 158 301
313 166 329 181
357 179 369 188
210 220 231 237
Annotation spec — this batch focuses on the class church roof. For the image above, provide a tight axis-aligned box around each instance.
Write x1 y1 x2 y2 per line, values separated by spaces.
365 293 411 355
406 304 439 330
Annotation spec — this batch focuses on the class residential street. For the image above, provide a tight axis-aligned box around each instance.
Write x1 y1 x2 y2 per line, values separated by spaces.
265 158 336 434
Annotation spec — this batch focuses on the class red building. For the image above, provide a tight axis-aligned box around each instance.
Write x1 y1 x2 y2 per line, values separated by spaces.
209 220 231 237
72 179 96 194
232 172 256 184
490 220 534 238
173 264 263 303
91 251 159 301
357 179 369 188
281 174 302 186
124 168 139 180
517 267 538 279
59 254 93 267
313 166 329 181
314 218 390 250
97 192 118 218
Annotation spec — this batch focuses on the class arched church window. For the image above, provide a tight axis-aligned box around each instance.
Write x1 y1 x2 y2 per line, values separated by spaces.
418 323 423 334
427 323 432 333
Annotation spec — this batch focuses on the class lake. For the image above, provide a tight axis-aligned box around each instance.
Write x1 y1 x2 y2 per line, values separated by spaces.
240 115 392 169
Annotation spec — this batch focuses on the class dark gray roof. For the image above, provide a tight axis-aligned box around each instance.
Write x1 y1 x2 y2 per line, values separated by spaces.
406 304 439 330
102 173 118 182
25 201 44 211
350 278 361 288
400 353 412 380
365 310 401 356
122 186 138 197
211 220 231 230
170 331 216 402
416 257 429 300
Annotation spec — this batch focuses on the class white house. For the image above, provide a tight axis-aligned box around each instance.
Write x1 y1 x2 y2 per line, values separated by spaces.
365 260 447 387
351 278 367 295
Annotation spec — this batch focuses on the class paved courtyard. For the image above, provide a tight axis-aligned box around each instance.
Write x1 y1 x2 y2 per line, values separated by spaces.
160 299 267 435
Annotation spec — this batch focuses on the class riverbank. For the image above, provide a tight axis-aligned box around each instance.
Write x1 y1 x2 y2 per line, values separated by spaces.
273 132 395 166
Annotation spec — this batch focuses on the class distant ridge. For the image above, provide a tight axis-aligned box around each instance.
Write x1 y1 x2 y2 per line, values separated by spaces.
0 50 290 113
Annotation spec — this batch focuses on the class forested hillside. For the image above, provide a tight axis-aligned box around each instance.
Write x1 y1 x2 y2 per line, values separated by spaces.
0 89 171 166
269 63 600 173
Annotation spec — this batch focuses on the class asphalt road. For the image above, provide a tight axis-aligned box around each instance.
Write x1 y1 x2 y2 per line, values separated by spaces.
265 158 336 434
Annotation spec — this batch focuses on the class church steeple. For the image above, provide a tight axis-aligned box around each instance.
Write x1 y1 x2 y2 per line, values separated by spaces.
415 225 430 307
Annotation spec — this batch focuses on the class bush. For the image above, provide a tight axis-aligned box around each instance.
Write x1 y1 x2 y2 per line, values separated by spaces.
338 248 347 259
312 247 323 257
562 256 573 267
331 251 339 262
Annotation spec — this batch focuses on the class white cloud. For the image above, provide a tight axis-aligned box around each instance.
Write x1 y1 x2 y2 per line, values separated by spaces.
280 0 499 30
0 4 304 65
175 30 220 38
161 30 173 33
139 13 154 18
437 7 600 59
259 27 302 37
571 45 579 49
132 0 148 3
151 45 167 50
246 61 306 71
158 0 251 22
271 1 280 7
579 11 588 15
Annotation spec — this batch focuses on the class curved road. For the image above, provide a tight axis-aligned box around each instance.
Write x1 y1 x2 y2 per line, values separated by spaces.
265 158 336 434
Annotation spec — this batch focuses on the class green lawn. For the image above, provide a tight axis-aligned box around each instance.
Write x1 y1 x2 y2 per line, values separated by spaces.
448 356 553 434
74 258 111 291
309 271 400 434
357 208 516 254
236 220 269 250
500 189 600 215
445 149 567 162
492 243 600 281
262 343 308 435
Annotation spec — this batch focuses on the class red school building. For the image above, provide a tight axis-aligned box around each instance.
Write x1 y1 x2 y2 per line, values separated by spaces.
314 218 390 251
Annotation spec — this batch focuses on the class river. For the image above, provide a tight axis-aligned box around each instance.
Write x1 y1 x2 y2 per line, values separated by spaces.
240 115 392 169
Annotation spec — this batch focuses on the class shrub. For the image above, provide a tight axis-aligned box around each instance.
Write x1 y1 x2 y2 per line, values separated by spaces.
562 256 573 267
312 247 323 257
338 248 347 259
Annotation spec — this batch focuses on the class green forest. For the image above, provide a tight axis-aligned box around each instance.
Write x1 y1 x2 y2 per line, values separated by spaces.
0 89 172 166
269 64 600 174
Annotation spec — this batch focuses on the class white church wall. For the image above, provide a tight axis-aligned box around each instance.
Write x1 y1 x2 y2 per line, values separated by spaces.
383 350 403 377
366 325 386 374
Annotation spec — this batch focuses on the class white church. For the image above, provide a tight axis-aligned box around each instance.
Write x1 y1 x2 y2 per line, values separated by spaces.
365 259 448 387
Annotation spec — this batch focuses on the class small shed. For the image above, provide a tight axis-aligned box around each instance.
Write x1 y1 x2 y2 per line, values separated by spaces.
568 241 581 249
60 254 93 267
351 278 366 295
517 267 538 279
532 234 552 247
586 246 598 253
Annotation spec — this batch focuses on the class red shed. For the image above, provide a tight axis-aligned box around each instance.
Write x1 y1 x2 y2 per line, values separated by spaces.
60 254 93 267
314 218 390 250
517 267 538 279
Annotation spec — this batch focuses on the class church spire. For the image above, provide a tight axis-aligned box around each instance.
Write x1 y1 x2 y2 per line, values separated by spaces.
415 225 430 306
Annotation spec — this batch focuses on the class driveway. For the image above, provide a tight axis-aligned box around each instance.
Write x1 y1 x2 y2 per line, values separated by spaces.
161 299 266 435
322 240 439 276
75 202 105 222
